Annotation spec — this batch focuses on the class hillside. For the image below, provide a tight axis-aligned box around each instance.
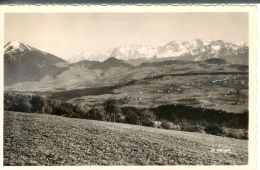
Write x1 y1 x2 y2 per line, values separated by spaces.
69 57 132 70
4 111 248 165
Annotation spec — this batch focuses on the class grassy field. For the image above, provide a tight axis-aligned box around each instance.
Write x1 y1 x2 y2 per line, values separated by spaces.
4 111 248 166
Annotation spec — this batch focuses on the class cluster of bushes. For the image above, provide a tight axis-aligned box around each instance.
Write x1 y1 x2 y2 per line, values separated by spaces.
205 125 248 139
4 93 84 118
160 119 181 130
4 93 249 139
4 93 31 112
151 104 248 129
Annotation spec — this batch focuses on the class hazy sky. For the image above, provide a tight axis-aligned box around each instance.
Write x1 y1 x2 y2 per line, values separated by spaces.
5 13 248 59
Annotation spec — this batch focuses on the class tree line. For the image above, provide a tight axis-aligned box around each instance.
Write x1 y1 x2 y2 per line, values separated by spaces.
4 93 248 139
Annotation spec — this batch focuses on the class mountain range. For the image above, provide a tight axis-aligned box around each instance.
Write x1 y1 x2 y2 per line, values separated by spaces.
67 39 248 65
4 39 248 87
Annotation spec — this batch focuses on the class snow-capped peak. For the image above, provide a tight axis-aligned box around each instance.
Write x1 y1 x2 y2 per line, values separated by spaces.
6 40 20 49
110 44 158 60
4 40 31 54
67 50 112 63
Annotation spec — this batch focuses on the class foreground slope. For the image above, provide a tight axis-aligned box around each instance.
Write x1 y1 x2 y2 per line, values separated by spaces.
4 111 248 165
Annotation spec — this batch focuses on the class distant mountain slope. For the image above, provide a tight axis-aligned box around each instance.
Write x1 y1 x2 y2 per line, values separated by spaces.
69 57 133 70
98 57 133 70
204 58 228 64
4 41 68 86
68 60 100 68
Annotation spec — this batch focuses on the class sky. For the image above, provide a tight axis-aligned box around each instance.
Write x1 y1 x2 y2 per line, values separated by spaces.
4 13 248 60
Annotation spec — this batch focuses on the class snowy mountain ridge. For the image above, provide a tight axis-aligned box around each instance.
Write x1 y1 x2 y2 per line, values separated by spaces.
67 39 248 63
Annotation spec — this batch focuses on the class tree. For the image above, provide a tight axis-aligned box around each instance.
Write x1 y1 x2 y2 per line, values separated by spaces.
12 94 31 112
122 107 140 125
30 95 46 113
140 109 156 127
59 102 75 117
4 93 13 111
86 106 106 121
103 97 120 122
46 99 61 115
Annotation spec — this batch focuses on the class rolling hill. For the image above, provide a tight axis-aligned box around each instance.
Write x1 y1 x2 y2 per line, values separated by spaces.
69 57 133 70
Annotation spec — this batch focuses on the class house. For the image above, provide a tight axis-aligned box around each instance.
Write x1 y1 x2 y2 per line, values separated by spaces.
154 121 161 127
